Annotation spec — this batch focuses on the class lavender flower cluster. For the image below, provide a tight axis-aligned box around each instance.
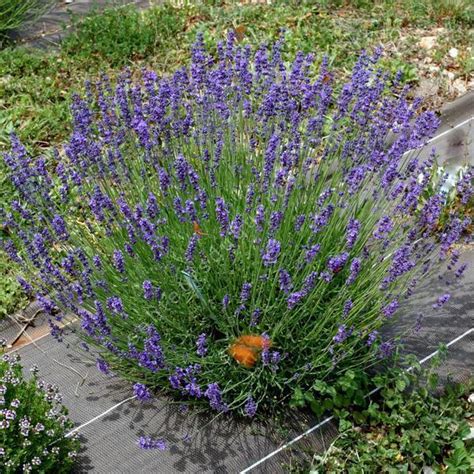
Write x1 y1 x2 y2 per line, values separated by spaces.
2 34 472 417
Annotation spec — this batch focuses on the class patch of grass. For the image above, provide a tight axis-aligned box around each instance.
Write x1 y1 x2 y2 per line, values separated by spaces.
61 3 186 68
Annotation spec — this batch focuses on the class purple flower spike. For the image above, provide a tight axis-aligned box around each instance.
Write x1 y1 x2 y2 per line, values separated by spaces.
240 282 252 302
255 205 265 232
204 383 228 412
346 258 361 285
378 340 394 359
367 330 378 346
215 197 229 237
185 234 199 262
133 383 152 402
113 249 125 273
455 264 467 278
433 293 450 309
244 397 257 417
333 324 353 344
346 218 360 249
92 255 102 269
137 436 167 450
96 358 110 374
305 244 321 263
52 214 69 240
343 299 353 317
262 239 281 266
230 215 243 240
196 333 207 357
143 280 153 300
222 294 230 309
373 215 393 240
382 299 399 318
279 269 292 294
327 252 349 274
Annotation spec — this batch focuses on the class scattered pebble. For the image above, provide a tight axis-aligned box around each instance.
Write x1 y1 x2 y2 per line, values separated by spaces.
442 70 455 80
448 47 459 59
419 36 436 50
452 79 467 95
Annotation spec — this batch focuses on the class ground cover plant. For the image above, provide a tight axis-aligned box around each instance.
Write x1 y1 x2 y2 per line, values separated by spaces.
1 0 472 317
0 346 79 472
2 33 473 417
310 365 473 473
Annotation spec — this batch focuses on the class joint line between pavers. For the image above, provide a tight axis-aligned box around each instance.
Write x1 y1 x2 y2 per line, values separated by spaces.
240 327 474 473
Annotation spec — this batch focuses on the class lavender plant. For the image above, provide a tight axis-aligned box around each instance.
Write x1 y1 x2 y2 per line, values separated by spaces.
0 347 79 472
1 34 472 417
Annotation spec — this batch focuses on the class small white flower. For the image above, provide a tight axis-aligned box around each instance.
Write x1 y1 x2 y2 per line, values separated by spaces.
34 422 45 432
20 417 31 428
11 399 20 408
22 462 32 473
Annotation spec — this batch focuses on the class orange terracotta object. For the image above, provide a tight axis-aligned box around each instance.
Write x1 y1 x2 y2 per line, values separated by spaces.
228 343 257 368
193 221 205 236
236 334 271 349
228 334 272 368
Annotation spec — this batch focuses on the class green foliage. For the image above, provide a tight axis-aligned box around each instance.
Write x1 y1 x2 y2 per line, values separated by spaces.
290 368 372 416
0 351 80 472
0 252 26 318
61 4 186 68
0 0 54 45
310 362 474 473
